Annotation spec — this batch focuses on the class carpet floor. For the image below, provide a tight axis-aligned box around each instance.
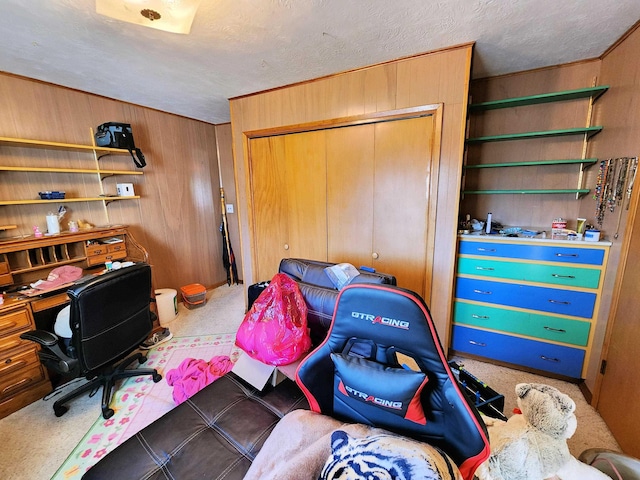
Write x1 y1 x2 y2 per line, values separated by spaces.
52 333 243 480
0 281 623 479
0 283 245 480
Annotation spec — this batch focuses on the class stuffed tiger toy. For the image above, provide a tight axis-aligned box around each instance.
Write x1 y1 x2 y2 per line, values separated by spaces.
318 429 462 480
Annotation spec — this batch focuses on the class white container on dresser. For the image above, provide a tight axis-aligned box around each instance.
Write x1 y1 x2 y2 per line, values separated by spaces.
451 235 610 379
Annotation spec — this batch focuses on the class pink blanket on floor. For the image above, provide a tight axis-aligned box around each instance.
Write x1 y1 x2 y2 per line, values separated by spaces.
166 355 233 405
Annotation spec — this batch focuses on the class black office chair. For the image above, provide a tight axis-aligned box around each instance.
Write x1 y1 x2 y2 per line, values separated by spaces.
21 263 162 419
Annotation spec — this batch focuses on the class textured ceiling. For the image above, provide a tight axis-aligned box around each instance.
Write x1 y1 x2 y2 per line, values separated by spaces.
1 0 639 124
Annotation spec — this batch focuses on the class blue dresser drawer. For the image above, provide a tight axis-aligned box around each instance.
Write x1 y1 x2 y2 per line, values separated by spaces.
451 325 585 378
458 241 605 266
455 277 596 318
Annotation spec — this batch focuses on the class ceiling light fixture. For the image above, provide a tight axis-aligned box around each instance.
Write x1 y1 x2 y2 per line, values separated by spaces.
96 0 202 34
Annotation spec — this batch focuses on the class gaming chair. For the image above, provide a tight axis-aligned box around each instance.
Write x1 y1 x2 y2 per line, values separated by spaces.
296 283 490 480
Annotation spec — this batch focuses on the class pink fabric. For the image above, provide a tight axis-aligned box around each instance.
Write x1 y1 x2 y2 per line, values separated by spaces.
33 265 83 290
166 355 233 405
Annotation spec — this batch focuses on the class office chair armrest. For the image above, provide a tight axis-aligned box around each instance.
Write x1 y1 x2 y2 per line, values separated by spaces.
20 329 59 347
21 330 78 374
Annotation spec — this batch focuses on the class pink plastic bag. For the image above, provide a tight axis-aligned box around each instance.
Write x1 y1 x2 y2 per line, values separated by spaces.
235 273 311 366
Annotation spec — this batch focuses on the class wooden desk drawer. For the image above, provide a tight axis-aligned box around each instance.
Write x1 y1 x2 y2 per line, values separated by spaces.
457 257 602 289
0 363 47 402
30 293 69 313
0 272 13 287
107 243 125 253
451 325 585 378
86 250 127 266
453 301 591 346
0 308 33 341
86 244 107 256
455 277 596 318
458 241 605 266
0 346 41 378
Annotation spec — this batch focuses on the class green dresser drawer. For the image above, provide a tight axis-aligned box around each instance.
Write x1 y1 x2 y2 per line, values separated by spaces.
453 301 591 346
457 257 601 289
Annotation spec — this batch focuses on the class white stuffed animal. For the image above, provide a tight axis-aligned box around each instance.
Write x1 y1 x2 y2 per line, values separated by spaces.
476 383 609 480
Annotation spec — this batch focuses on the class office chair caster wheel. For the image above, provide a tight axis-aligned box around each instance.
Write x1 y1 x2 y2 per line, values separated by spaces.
152 373 162 383
139 355 148 364
54 405 68 417
103 408 114 419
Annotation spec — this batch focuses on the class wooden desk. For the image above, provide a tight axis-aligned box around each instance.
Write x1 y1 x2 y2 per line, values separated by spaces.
0 226 149 418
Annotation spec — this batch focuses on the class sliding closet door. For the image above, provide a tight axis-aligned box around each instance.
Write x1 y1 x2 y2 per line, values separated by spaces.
326 124 375 269
373 115 434 295
327 115 435 297
249 130 327 281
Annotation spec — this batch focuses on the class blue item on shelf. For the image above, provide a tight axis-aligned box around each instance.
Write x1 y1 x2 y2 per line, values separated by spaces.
38 191 65 200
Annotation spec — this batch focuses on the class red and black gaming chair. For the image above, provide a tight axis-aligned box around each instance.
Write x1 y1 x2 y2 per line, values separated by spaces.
296 283 490 480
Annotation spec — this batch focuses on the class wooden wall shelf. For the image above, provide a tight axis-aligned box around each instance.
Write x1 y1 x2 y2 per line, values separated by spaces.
0 136 128 155
0 166 143 176
0 196 141 206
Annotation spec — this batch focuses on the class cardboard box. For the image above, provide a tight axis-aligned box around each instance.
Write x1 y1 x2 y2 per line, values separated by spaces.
231 352 287 390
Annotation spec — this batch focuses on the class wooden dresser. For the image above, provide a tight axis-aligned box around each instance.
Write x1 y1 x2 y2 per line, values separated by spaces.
451 235 610 380
0 226 148 418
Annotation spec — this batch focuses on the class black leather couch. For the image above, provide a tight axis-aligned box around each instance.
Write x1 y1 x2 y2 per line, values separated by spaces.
278 258 396 345
82 259 395 480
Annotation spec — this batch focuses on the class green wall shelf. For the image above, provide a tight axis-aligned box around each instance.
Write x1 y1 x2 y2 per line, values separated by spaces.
462 189 591 197
466 126 602 144
464 158 598 169
468 85 609 111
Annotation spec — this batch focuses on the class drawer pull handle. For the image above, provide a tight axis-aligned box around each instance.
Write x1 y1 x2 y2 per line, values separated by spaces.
469 340 486 347
555 253 579 258
540 355 560 363
0 321 18 332
476 248 496 252
475 267 495 271
473 289 492 295
552 274 575 279
544 326 567 333
0 359 26 374
472 314 490 319
1 377 33 396
548 299 570 305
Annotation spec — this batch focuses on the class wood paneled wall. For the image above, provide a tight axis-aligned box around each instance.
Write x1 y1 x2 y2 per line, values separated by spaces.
587 22 640 402
215 122 243 279
230 44 474 343
0 73 231 294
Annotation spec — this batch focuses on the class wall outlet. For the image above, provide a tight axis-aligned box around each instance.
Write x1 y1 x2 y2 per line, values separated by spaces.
226 203 234 214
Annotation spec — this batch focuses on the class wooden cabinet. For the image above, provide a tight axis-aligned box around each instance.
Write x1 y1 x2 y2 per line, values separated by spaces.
451 236 610 379
249 112 437 299
0 303 50 419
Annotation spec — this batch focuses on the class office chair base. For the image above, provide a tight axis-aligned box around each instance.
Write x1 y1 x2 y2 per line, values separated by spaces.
52 352 162 419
